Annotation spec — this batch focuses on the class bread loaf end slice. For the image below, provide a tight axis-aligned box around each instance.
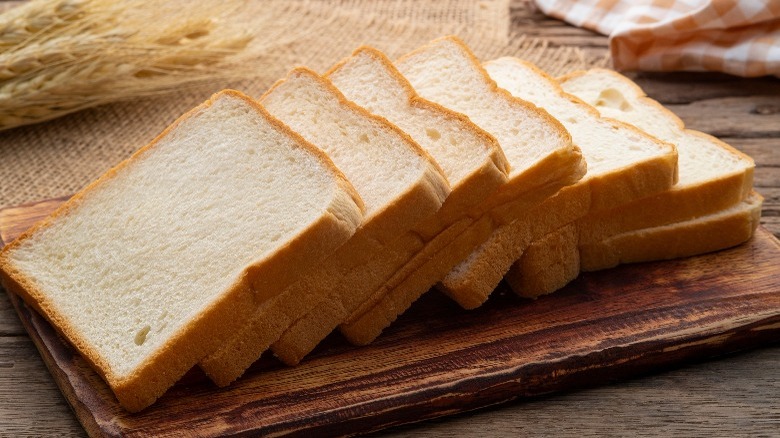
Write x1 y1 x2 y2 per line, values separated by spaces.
507 68 756 299
560 68 754 244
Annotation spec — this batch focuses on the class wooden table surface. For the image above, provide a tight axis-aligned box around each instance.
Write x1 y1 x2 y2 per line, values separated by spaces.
1 1 779 436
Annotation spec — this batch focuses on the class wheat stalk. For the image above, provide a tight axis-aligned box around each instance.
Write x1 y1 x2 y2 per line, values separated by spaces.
0 0 255 130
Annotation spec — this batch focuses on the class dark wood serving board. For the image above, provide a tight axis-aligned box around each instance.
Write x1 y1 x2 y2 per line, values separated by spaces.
1 197 779 438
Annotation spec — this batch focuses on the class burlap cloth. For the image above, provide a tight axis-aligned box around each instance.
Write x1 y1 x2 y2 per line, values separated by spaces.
0 0 606 208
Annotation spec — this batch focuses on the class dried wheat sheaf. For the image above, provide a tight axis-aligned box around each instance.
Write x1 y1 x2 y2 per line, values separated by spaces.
0 0 256 131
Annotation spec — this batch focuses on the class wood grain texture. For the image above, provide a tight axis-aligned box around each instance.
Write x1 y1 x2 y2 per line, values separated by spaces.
375 347 780 437
0 336 84 437
1 199 779 437
0 196 69 246
632 72 780 105
665 96 780 139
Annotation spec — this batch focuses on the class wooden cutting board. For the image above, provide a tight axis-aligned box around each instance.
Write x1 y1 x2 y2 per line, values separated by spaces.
1 197 779 437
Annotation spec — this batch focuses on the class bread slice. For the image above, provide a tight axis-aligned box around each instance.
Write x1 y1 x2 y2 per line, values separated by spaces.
504 222 581 299
198 68 450 384
262 46 509 366
436 57 678 309
579 191 762 270
506 191 763 297
336 36 587 346
0 90 364 411
329 47 510 236
560 68 755 243
506 68 756 298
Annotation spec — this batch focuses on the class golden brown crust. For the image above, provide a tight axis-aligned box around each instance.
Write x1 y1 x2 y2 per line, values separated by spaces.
555 69 754 243
272 296 346 366
267 215 477 366
580 168 751 244
580 191 763 271
200 64 460 385
504 223 580 299
397 36 576 166
343 46 511 175
0 90 364 411
486 146 586 223
434 58 679 308
397 36 584 200
201 171 454 383
1 94 239 401
263 66 450 190
327 46 510 240
584 123 678 211
200 214 388 385
510 192 763 298
558 68 754 179
332 38 589 344
339 215 496 345
245 45 524 371
260 67 450 244
267 217 474 364
438 183 591 309
342 157 592 340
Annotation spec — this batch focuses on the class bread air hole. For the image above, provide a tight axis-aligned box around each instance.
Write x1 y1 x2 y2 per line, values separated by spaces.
426 128 441 141
596 88 632 112
134 325 151 346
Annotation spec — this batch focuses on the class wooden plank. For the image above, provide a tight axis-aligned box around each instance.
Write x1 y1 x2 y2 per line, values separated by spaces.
762 216 780 237
665 96 780 138
758 187 780 239
382 347 780 436
2 308 778 438
722 138 780 167
0 336 84 437
0 292 25 336
755 169 779 191
635 73 780 105
0 196 69 246
1 196 779 437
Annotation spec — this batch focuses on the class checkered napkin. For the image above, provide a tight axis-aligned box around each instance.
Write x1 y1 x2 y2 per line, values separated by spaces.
535 0 780 77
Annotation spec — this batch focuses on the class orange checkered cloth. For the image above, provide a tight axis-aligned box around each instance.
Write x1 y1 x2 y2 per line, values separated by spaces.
535 0 780 77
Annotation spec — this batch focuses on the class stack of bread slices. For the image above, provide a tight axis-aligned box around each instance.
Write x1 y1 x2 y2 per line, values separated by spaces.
0 36 759 412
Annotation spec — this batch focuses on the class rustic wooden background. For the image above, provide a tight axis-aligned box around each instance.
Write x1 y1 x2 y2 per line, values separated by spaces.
1 0 779 436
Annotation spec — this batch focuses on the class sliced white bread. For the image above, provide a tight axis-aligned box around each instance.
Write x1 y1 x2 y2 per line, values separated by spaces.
560 68 755 244
504 222 581 299
507 68 756 298
336 36 588 346
436 57 678 309
329 47 510 235
506 191 763 297
580 191 762 270
0 90 364 411
198 69 450 385
265 47 510 365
